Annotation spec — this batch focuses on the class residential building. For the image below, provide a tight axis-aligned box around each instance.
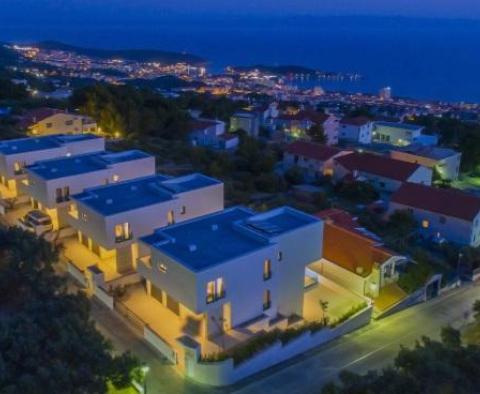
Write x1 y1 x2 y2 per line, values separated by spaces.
0 134 105 201
137 206 323 338
230 111 260 137
19 150 155 230
283 141 351 179
188 118 238 150
338 116 374 144
66 173 224 279
333 152 432 192
389 182 480 246
373 121 437 147
390 145 462 181
275 111 339 145
313 209 404 298
20 108 98 135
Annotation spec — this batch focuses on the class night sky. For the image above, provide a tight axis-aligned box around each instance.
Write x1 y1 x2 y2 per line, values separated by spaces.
0 0 479 21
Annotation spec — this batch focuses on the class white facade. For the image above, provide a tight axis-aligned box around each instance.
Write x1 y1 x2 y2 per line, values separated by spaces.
19 151 156 229
373 122 423 146
137 207 323 337
339 121 373 144
389 202 480 247
0 135 105 199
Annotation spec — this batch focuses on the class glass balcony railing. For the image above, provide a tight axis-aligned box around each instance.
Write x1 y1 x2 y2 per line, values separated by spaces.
115 232 134 243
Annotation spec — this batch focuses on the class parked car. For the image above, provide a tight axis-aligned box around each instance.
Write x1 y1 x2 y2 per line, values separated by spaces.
17 210 53 236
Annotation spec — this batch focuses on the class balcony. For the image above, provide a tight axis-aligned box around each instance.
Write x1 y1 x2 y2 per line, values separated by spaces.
56 195 71 204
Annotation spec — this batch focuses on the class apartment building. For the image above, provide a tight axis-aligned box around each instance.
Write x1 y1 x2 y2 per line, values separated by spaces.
0 134 105 201
229 111 260 138
333 152 432 192
137 206 323 338
390 145 462 181
66 173 224 278
283 141 352 179
19 150 155 230
27 110 98 136
338 116 374 144
390 182 480 246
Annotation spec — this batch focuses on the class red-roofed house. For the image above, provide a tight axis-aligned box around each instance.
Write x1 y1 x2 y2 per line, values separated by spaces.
390 182 480 246
310 209 405 297
276 110 339 145
333 152 432 192
283 141 352 179
339 116 374 144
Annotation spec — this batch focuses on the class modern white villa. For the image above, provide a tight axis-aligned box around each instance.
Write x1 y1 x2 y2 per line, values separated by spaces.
65 173 224 281
137 206 323 339
19 150 156 231
0 134 105 206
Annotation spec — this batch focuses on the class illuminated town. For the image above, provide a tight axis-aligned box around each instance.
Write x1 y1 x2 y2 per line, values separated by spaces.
1 6 480 394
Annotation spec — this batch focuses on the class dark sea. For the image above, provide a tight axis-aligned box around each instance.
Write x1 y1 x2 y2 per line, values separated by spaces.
1 16 480 103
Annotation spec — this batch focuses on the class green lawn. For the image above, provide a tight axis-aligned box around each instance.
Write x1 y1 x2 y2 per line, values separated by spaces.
107 383 139 394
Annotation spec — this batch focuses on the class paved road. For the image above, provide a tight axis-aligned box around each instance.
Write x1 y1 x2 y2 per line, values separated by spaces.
91 283 480 394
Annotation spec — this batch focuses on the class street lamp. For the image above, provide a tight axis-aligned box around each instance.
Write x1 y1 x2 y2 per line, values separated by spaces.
141 365 150 394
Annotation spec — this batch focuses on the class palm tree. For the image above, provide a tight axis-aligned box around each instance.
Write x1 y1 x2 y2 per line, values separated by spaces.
319 300 329 325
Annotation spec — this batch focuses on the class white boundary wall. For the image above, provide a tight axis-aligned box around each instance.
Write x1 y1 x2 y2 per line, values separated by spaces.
185 305 372 386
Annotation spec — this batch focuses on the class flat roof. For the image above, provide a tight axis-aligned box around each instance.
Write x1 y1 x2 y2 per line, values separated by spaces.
0 134 101 155
72 173 221 216
27 150 151 180
141 206 319 272
374 121 424 131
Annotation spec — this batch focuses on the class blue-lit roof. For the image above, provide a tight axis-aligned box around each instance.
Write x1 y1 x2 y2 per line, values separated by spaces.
72 173 221 216
141 206 319 272
0 134 101 155
374 122 424 131
27 150 151 180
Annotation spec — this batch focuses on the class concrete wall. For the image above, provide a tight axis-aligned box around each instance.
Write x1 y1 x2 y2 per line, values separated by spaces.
389 202 480 246
407 166 433 186
314 259 368 296
184 305 373 386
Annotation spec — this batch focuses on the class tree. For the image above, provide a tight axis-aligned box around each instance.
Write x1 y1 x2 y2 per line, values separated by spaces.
323 328 480 394
0 227 141 393
473 300 480 321
307 123 327 144
319 300 329 325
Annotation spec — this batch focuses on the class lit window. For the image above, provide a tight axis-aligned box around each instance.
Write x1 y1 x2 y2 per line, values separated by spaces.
158 263 167 273
263 259 272 280
81 212 88 222
115 222 132 242
422 220 429 229
112 174 120 182
263 289 271 310
206 278 225 304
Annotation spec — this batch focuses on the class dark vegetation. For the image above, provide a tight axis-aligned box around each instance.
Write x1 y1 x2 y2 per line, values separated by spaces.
0 227 142 393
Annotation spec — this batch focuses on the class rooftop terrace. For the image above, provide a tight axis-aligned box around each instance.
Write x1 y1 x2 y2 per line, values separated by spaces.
0 134 101 155
141 206 319 272
27 150 151 180
72 173 221 216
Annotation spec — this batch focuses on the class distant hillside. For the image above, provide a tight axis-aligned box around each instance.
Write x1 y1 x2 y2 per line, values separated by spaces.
35 41 206 65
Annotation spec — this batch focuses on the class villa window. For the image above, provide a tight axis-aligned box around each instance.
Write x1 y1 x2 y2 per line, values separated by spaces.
422 219 430 229
158 263 167 273
167 210 175 225
181 205 186 215
13 161 26 175
112 174 120 182
46 123 53 128
81 212 88 222
115 222 132 243
55 186 70 203
65 120 74 126
263 290 271 311
206 278 225 304
277 251 283 261
263 259 272 281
